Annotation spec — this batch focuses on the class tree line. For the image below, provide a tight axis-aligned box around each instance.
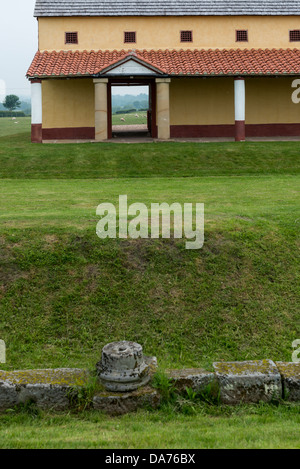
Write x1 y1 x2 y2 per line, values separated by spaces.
0 95 31 115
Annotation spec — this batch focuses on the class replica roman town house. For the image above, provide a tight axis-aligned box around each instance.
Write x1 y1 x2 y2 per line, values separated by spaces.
27 0 300 142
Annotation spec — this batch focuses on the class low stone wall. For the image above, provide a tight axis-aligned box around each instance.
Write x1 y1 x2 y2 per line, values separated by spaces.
0 360 299 415
167 360 300 405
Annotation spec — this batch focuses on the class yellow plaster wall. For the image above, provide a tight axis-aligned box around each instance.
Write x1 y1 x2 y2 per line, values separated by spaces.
169 77 300 125
39 16 300 51
245 78 300 124
170 78 234 125
41 77 300 129
42 79 94 128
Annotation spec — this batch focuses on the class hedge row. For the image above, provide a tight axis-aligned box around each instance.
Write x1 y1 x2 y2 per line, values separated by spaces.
0 111 27 117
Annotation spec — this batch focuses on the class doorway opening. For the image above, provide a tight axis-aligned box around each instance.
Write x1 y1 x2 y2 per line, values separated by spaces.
108 80 157 139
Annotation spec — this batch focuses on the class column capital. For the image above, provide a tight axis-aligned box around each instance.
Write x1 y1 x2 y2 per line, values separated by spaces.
30 78 42 84
155 78 171 84
93 78 109 84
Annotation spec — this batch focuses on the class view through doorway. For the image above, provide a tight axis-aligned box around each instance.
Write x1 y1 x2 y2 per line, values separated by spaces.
110 83 153 139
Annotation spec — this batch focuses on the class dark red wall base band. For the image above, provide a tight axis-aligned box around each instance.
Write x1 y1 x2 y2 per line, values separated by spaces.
42 127 95 140
246 123 300 137
170 124 300 139
170 125 234 138
32 124 300 142
235 120 246 142
31 124 42 143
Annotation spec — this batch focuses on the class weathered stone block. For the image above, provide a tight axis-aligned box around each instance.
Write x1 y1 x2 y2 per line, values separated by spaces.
165 368 218 396
0 368 89 411
276 362 300 401
0 381 19 410
213 360 282 404
93 386 161 415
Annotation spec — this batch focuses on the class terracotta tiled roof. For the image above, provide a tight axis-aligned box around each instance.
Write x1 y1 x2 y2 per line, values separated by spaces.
27 49 300 78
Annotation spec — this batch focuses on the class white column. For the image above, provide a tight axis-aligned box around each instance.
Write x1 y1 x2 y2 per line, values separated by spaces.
31 79 42 142
156 78 171 139
234 78 245 142
93 78 108 141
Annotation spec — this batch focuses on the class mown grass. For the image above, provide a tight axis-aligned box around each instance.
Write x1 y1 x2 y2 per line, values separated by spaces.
0 403 299 449
0 117 31 137
0 127 299 449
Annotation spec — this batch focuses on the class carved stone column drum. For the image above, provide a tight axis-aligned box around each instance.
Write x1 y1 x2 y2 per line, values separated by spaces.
96 341 151 392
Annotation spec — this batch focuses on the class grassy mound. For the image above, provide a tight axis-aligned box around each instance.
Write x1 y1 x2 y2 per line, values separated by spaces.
0 177 298 371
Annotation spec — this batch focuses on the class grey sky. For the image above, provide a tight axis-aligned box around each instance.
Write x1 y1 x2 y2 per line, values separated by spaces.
0 0 37 97
0 1 147 99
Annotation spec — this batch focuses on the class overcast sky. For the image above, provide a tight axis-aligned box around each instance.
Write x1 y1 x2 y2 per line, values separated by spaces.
0 0 37 98
0 1 147 100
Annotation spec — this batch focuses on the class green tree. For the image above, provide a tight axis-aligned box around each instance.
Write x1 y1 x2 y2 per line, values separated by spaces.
133 100 141 109
2 95 21 112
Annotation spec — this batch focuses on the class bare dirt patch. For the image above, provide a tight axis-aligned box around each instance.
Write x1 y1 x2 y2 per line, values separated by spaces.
112 124 148 131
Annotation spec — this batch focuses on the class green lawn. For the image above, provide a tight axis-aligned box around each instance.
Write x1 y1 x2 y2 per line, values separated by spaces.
0 125 299 448
0 404 299 449
112 112 148 125
0 117 31 137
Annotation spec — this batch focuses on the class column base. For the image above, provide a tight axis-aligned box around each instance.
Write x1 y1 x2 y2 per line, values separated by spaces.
235 120 245 142
31 124 42 143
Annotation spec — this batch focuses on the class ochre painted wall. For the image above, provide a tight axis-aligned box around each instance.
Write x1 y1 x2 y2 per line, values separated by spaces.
41 77 300 131
169 77 300 126
245 78 300 124
42 79 94 128
38 16 300 51
170 78 234 125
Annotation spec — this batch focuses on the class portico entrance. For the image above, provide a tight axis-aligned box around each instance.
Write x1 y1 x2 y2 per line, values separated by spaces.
93 53 171 141
107 79 157 139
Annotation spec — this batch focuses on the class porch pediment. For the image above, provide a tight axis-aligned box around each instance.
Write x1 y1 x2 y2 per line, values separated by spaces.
99 55 165 77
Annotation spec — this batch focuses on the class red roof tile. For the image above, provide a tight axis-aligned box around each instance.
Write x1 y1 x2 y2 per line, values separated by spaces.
27 49 300 78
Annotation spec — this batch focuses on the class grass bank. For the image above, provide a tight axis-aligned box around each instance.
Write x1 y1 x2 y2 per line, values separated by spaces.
0 176 298 371
0 130 300 178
